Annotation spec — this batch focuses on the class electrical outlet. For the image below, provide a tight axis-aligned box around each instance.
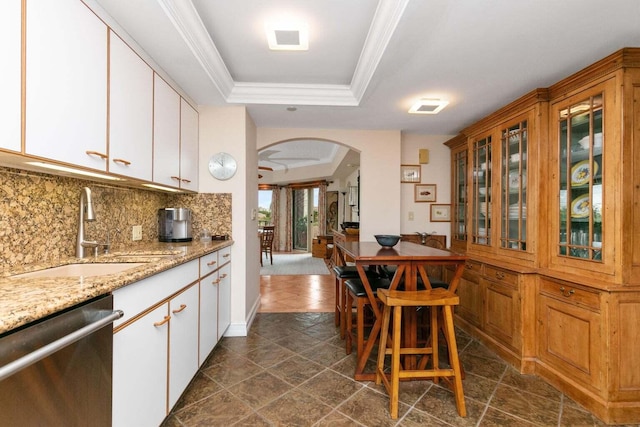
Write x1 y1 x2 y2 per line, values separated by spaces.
132 225 142 241
408 211 414 221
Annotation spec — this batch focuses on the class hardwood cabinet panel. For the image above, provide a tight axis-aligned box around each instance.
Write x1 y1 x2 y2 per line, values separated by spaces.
538 292 603 390
456 272 482 328
484 280 519 350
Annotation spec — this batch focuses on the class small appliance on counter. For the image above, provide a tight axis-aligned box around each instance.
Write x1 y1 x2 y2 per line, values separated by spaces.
158 208 193 242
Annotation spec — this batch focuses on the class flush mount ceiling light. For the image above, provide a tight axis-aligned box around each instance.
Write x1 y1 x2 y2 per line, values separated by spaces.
408 98 449 115
265 21 309 51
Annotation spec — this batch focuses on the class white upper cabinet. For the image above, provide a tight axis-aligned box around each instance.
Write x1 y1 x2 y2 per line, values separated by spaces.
180 99 199 191
109 31 153 181
25 0 108 169
153 76 181 187
0 0 21 152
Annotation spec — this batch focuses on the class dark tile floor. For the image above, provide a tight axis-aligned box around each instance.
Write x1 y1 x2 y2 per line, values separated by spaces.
162 312 612 426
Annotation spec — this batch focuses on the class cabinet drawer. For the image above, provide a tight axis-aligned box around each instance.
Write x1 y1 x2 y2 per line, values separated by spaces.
219 245 231 264
485 265 518 288
539 278 601 311
200 251 219 277
113 259 198 327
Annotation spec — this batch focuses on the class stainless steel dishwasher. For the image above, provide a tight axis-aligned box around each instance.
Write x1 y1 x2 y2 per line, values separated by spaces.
0 294 123 427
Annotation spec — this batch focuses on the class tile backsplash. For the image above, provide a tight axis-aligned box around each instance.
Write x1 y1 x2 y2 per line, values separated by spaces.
0 167 231 269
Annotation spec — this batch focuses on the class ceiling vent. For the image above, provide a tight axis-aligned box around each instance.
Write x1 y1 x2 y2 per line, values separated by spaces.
265 22 308 51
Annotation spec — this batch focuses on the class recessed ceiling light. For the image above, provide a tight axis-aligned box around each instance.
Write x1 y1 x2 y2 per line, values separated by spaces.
265 21 309 51
408 99 449 115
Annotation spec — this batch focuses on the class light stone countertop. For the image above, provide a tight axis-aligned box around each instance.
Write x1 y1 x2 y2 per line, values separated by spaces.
0 240 233 335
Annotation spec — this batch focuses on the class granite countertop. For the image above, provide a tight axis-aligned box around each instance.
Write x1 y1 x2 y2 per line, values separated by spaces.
0 240 233 335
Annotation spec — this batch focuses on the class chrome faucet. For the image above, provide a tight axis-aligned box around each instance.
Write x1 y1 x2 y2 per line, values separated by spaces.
76 187 99 258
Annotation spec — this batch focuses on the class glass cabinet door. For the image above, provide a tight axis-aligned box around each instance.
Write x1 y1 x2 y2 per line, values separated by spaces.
472 136 492 246
500 121 527 250
452 147 467 243
557 94 603 261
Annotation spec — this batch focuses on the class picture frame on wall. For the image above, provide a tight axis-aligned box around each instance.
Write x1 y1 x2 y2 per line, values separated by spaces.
401 164 421 183
430 204 451 222
415 184 436 202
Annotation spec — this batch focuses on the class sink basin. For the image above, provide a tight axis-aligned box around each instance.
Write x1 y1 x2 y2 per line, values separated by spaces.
11 263 146 279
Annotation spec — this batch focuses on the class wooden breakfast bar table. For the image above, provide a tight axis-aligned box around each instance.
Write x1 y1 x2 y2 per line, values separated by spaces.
335 241 468 381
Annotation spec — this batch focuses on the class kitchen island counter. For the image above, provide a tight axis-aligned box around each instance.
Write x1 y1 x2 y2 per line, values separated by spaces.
0 240 233 334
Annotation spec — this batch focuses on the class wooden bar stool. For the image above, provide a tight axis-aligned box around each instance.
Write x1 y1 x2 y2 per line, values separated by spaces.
333 266 379 339
375 288 466 419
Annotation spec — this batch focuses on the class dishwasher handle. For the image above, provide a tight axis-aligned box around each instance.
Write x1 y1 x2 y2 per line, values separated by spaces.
0 309 123 382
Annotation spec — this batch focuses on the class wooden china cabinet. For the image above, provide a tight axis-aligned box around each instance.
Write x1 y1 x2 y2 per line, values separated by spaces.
446 48 640 424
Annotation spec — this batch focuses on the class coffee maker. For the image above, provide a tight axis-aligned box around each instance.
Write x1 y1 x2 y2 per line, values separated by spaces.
158 208 192 242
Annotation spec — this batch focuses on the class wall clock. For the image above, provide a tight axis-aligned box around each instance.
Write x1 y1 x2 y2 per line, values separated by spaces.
208 152 237 180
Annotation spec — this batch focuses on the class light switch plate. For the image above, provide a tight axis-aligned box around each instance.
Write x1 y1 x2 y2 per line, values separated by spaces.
132 225 142 241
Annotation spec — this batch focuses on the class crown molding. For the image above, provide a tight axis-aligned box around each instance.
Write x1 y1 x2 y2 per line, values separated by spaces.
158 0 409 106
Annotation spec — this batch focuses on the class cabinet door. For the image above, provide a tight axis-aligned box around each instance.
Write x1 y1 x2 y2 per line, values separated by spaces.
471 134 493 249
455 267 483 328
109 31 153 181
451 143 468 248
483 278 520 351
549 81 615 276
25 0 108 169
499 119 528 251
168 284 199 409
199 272 219 364
113 304 168 427
538 287 603 389
218 262 231 339
153 75 181 187
0 0 21 152
180 99 199 191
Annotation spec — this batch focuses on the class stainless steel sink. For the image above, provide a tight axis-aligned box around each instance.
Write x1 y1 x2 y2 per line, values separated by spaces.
11 263 146 279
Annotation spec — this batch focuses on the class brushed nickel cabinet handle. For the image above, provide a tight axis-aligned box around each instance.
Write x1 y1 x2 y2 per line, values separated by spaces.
181 178 191 183
172 304 187 314
212 278 221 285
222 254 230 258
171 176 180 181
113 158 131 166
219 273 227 279
153 315 171 327
207 260 217 266
86 150 108 159
559 286 574 297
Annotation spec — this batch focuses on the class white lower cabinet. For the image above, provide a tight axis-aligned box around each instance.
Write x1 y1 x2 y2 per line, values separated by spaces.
168 284 200 408
113 303 168 427
112 248 231 426
218 262 231 339
199 270 219 365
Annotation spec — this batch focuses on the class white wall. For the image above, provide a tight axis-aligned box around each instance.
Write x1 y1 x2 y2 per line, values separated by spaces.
199 106 260 336
401 134 454 245
258 128 402 241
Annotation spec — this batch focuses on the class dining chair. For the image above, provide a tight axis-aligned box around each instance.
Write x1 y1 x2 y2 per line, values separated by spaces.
333 265 380 338
344 277 391 357
260 225 275 266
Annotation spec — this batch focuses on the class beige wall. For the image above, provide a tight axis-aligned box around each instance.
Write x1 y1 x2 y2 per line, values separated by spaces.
400 134 454 242
198 106 260 336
